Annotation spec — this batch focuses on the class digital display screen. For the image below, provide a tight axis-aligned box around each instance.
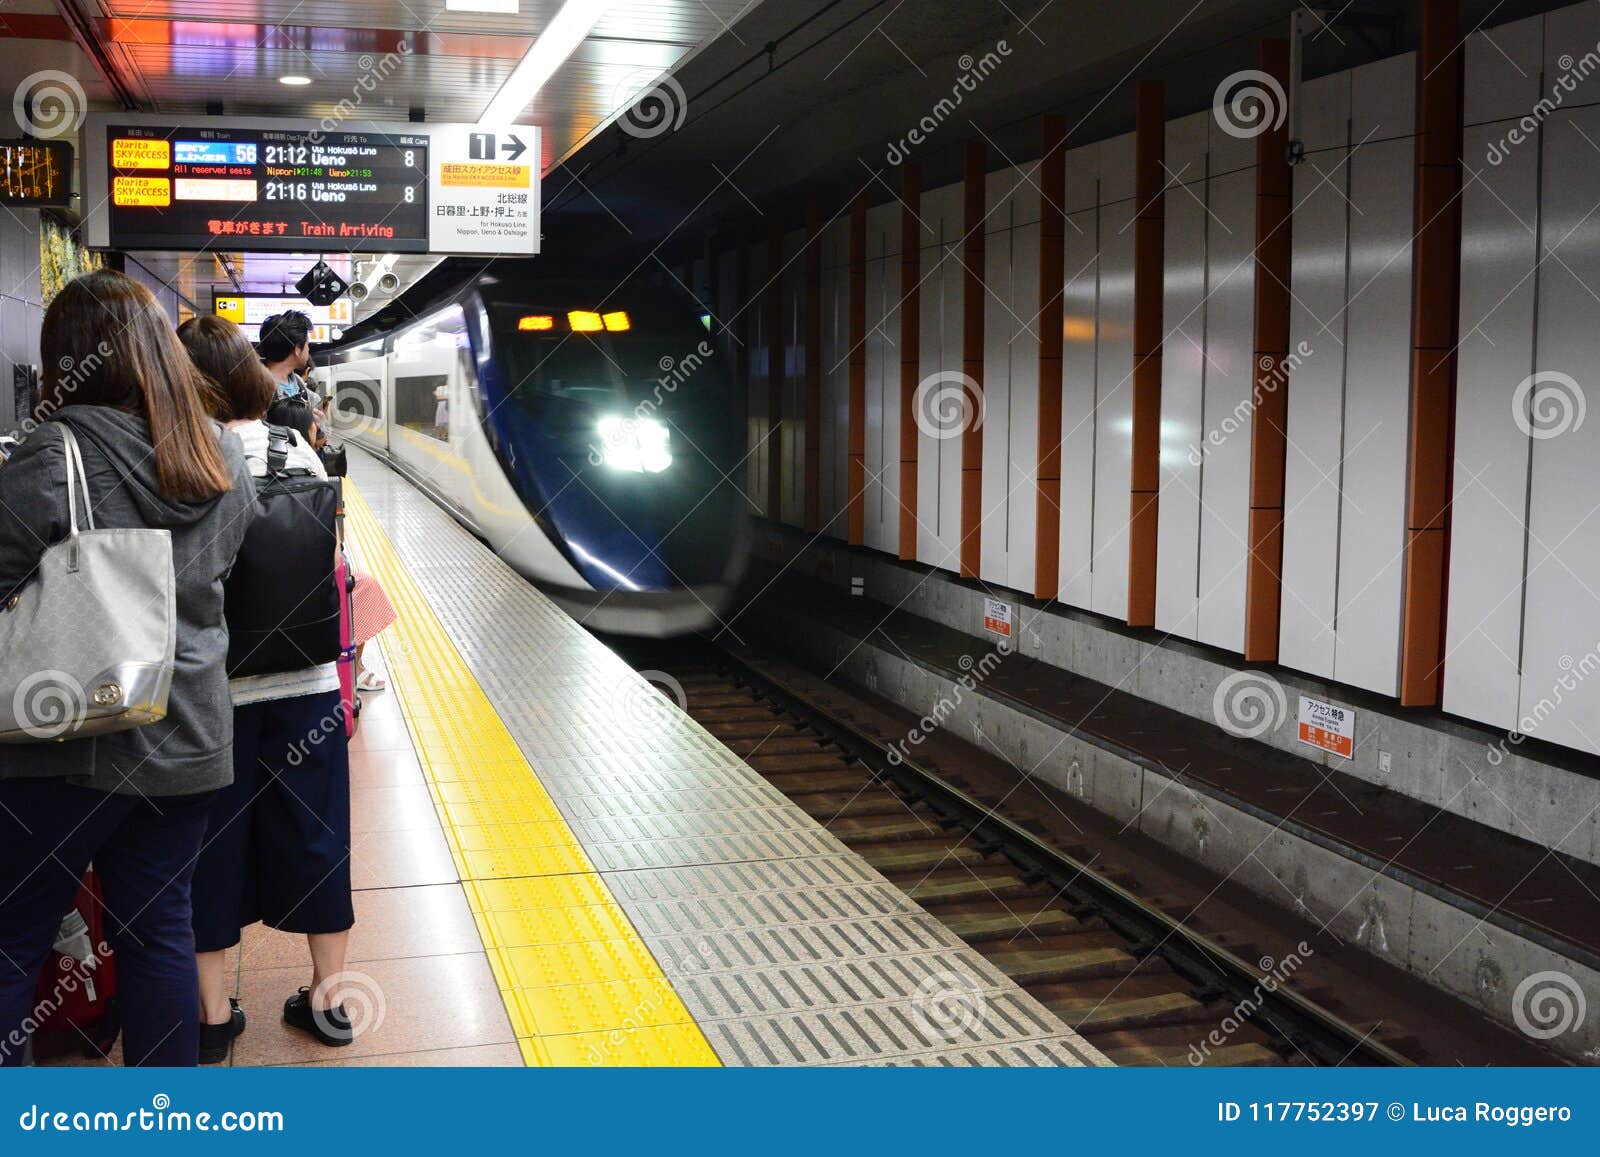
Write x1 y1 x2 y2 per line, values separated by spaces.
0 139 72 207
106 124 429 252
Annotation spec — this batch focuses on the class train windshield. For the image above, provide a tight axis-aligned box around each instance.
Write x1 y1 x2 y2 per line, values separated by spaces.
490 302 725 413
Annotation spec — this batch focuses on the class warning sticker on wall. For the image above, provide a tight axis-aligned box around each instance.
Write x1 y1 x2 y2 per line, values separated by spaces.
1297 695 1354 758
982 598 1013 640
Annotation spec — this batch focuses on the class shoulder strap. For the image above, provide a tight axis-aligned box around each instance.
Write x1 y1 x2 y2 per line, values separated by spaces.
57 426 92 572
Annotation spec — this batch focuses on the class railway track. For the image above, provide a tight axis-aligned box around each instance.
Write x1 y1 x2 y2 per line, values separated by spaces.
631 640 1417 1068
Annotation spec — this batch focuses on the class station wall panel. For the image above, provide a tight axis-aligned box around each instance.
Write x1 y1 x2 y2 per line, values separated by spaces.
820 218 849 538
1090 134 1137 622
1444 19 1542 731
782 228 806 528
1058 142 1102 610
1155 113 1213 640
747 242 770 516
917 180 966 571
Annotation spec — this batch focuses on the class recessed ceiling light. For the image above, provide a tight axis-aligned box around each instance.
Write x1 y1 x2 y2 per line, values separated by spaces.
448 0 519 11
279 75 312 86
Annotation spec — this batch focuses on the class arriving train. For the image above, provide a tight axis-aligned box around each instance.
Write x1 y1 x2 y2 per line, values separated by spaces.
312 275 749 637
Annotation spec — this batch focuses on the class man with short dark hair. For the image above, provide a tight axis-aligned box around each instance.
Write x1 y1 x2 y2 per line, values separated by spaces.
257 311 314 401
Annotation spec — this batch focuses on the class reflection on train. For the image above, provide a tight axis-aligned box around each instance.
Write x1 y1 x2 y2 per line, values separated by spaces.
313 276 748 636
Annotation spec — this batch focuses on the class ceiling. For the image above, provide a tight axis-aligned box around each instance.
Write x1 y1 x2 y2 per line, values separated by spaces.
0 0 762 323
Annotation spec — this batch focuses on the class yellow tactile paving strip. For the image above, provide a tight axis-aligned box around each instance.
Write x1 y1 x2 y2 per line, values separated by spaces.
345 482 721 1067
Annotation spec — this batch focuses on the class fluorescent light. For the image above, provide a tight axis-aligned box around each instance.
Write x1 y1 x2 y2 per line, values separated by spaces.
448 0 519 11
478 0 612 124
278 75 312 86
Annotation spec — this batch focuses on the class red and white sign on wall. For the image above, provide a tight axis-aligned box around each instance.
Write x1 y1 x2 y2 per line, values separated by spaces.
982 598 1012 640
1297 695 1354 758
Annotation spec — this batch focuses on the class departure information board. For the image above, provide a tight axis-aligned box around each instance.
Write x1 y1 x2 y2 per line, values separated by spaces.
105 124 430 253
0 139 72 207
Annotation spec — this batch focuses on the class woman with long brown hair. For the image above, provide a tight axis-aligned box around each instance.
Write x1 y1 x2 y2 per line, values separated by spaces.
0 270 255 1066
179 315 357 1063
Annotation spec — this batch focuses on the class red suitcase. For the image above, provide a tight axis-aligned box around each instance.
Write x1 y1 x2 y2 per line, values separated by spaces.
30 870 119 1061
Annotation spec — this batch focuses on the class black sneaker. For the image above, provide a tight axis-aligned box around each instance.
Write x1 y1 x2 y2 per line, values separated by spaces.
282 987 354 1047
198 999 245 1064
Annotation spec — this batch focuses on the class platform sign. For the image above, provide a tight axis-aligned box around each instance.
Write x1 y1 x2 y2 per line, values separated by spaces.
426 124 538 256
213 292 351 342
83 115 540 257
982 597 1013 641
1297 694 1354 758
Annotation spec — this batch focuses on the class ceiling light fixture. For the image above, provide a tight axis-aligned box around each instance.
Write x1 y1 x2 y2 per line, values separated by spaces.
279 75 312 86
478 0 612 124
447 0 519 12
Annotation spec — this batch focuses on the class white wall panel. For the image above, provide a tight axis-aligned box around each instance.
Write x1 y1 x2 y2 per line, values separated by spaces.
747 243 770 513
1546 3 1600 112
782 230 805 527
918 180 966 572
1332 128 1413 696
1195 165 1257 651
1155 114 1210 637
1006 219 1042 593
1522 106 1600 755
1090 191 1135 620
1443 129 1540 730
1280 71 1352 679
980 200 1014 584
864 232 889 550
1060 195 1100 609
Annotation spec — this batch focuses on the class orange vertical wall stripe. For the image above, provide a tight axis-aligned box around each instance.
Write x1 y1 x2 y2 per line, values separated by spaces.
766 221 784 521
1035 115 1066 599
804 203 822 533
1244 39 1294 661
1399 0 1464 705
847 191 868 545
1127 80 1165 627
960 140 986 579
898 165 922 560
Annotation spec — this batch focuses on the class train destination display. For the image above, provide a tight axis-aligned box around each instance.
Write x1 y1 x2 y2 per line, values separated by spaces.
85 115 539 257
0 139 72 207
105 124 430 252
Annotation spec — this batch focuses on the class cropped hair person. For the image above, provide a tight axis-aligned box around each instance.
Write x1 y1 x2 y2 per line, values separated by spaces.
0 270 255 1067
179 315 357 1061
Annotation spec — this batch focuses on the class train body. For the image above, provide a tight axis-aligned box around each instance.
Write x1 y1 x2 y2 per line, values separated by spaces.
314 276 748 637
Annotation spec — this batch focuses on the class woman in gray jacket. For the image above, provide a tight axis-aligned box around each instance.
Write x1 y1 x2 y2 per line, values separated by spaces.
0 270 254 1066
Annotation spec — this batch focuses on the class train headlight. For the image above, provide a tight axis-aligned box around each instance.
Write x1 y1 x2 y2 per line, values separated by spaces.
596 415 671 474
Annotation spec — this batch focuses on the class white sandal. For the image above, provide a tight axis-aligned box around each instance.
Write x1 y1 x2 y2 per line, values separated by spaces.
356 671 387 692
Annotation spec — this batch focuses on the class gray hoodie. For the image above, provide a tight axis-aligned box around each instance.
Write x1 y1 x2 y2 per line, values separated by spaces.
0 406 255 796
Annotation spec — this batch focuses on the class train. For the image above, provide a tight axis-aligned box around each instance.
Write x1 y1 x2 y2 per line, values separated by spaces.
312 275 749 637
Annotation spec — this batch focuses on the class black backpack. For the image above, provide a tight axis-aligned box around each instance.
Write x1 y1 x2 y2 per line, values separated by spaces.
224 425 343 678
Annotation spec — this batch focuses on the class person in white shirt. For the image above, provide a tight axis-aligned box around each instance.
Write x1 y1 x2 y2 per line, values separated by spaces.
178 316 356 1062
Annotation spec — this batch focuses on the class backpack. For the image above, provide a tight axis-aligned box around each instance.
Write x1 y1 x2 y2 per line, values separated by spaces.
224 425 342 678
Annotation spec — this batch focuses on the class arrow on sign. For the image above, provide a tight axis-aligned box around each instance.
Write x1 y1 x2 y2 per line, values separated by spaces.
501 134 527 162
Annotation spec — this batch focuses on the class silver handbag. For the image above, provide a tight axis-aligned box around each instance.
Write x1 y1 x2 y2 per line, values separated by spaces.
0 426 176 743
